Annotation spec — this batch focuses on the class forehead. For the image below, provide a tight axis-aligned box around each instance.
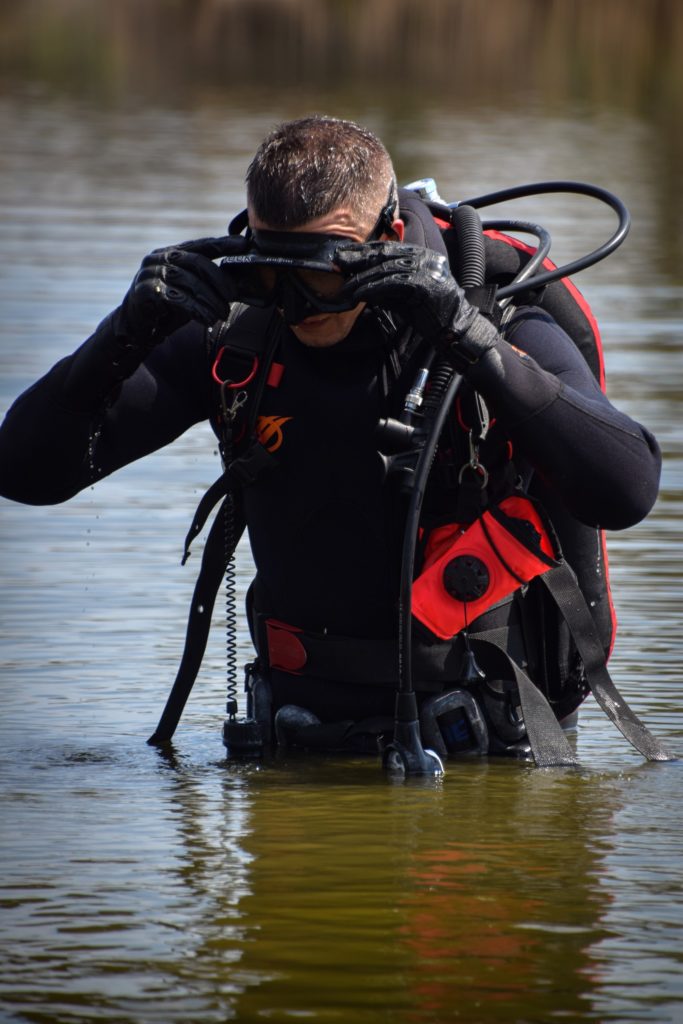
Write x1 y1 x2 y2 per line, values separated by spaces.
248 204 368 242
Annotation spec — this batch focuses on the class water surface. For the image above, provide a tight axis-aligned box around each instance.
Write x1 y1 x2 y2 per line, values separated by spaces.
1 36 683 1024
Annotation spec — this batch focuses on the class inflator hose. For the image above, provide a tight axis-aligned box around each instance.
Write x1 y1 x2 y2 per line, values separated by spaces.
386 204 492 770
459 180 630 299
397 203 486 700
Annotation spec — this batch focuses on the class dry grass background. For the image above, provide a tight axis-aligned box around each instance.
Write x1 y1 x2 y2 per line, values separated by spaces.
0 0 680 118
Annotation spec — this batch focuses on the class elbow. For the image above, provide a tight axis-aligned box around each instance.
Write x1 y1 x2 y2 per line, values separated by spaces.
600 478 660 531
0 475 76 506
581 445 662 531
0 451 82 506
0 409 90 505
598 498 657 531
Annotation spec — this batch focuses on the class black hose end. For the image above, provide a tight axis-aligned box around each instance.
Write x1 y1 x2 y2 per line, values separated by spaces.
383 718 444 776
147 731 171 746
383 694 444 775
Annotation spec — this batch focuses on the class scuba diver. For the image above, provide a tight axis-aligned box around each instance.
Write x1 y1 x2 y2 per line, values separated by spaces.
0 115 672 771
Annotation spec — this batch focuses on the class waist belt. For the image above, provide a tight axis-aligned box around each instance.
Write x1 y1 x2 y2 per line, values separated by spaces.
257 615 462 691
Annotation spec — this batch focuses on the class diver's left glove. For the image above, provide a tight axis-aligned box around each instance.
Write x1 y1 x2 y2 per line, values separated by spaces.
61 235 249 413
335 241 499 371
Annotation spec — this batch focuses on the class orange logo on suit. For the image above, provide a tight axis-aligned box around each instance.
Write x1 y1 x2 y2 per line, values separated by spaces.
256 415 293 453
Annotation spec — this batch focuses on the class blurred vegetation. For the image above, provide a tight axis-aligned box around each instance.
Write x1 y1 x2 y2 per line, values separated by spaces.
1 0 681 263
0 0 681 119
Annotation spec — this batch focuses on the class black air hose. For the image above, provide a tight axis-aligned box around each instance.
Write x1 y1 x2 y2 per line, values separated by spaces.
395 206 486 704
449 204 486 290
386 202 489 773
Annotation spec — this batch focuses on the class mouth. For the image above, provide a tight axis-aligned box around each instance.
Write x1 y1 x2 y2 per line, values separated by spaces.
294 314 331 327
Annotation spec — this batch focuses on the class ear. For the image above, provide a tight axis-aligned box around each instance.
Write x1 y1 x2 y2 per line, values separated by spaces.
391 218 405 242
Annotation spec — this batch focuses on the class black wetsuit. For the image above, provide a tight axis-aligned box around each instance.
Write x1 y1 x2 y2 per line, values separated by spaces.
0 201 662 724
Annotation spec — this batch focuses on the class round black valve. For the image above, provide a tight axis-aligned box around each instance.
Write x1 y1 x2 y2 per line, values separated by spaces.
443 555 490 602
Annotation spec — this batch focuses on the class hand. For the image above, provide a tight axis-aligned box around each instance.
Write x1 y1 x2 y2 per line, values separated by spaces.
335 241 498 367
118 235 250 342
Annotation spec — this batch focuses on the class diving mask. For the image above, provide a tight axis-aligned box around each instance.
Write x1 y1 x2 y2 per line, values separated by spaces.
220 230 357 324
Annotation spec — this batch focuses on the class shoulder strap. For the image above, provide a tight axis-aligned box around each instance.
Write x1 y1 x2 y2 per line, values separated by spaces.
148 306 282 744
148 493 246 744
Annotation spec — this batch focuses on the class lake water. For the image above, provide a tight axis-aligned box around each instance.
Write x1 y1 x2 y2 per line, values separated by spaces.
1 50 683 1024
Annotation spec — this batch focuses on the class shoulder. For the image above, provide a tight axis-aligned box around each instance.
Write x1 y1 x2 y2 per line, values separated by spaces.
504 305 600 382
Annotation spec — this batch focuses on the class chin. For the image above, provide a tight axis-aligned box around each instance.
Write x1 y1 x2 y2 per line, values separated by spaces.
289 304 364 348
291 320 348 347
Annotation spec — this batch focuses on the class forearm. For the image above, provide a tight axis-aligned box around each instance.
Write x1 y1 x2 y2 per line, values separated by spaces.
0 318 209 505
0 365 107 505
0 234 242 506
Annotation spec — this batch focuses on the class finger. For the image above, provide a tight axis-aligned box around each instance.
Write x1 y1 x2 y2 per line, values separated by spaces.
334 241 422 273
135 265 232 323
338 260 420 293
174 235 251 259
150 235 250 260
339 267 420 307
142 281 224 329
146 250 237 305
334 246 387 273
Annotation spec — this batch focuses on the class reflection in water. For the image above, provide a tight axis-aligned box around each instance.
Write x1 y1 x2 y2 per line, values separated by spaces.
151 751 625 1024
3 729 682 1023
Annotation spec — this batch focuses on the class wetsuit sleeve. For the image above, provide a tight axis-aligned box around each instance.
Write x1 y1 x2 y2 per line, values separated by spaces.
0 319 211 505
466 307 661 529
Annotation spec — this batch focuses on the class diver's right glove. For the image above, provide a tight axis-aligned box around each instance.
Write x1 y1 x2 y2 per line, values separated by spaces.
61 235 249 413
116 234 250 343
335 241 499 371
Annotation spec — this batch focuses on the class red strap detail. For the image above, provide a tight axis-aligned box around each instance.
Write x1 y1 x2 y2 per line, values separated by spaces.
265 619 308 673
267 362 285 388
455 395 468 431
211 347 259 388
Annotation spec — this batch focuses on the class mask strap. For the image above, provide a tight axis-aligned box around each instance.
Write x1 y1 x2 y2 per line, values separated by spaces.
366 179 399 240
228 209 250 236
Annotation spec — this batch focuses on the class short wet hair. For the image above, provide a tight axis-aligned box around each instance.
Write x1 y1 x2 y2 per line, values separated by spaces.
246 115 397 231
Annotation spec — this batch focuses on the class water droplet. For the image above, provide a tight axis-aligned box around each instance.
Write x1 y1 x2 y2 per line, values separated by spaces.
197 604 205 614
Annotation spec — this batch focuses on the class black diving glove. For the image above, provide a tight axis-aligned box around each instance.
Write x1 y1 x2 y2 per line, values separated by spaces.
61 235 249 413
335 241 499 370
116 234 250 343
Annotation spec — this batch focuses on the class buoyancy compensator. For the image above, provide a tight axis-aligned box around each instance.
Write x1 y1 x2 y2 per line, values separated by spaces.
381 178 676 774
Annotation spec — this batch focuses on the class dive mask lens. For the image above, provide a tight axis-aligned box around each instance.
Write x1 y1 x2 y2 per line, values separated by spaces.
294 267 345 300
220 231 356 315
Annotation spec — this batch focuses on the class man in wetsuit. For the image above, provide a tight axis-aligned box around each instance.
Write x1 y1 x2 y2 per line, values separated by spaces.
0 116 662 757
